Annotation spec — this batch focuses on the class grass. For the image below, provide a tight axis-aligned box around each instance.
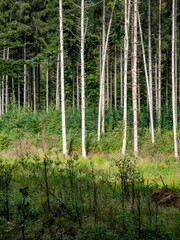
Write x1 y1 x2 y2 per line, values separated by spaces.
0 105 180 239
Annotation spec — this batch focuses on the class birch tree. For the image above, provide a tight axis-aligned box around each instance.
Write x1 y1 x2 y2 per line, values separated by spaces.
24 34 27 108
101 0 106 134
132 0 138 156
77 61 79 111
148 0 153 124
158 0 161 128
138 10 154 144
98 0 117 141
56 53 60 110
46 64 48 113
122 0 130 155
172 0 178 158
5 47 9 113
33 66 36 113
59 0 67 156
81 0 86 158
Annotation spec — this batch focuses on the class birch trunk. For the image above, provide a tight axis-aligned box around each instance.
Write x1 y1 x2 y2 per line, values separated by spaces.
132 0 138 156
24 34 27 108
107 53 109 108
33 66 36 113
56 53 60 110
59 0 67 156
12 78 15 102
120 47 123 108
0 85 1 117
138 10 154 143
122 0 130 155
148 0 153 121
5 47 9 113
155 56 158 117
138 61 140 112
101 0 106 134
77 61 79 111
98 0 117 140
18 77 20 109
46 66 48 113
158 0 161 128
72 60 75 111
2 48 5 114
81 0 86 158
114 44 117 110
172 0 178 158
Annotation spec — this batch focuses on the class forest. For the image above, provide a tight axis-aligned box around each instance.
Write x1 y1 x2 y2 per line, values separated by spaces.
0 0 180 239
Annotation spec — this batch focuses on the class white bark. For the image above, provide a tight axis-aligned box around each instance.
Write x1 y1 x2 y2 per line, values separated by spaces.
81 0 86 158
148 0 153 121
56 53 60 110
77 61 80 111
33 66 36 113
132 0 138 157
59 0 67 156
46 65 48 113
24 36 27 108
107 53 109 108
138 10 154 143
138 61 140 112
155 56 158 117
5 47 9 113
172 0 178 158
101 0 106 134
114 44 117 110
18 77 20 109
122 0 130 155
158 0 161 127
98 0 117 141
2 48 5 114
120 47 123 108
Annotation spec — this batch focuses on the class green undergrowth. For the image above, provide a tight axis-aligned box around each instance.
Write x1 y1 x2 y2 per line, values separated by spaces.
0 154 180 239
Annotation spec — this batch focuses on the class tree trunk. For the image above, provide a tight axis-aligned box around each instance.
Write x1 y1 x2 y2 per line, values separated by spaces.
120 47 123 108
33 66 36 113
122 0 130 155
24 33 27 108
5 47 9 113
56 53 60 110
77 60 79 111
155 56 158 117
138 10 154 143
132 0 138 156
98 0 117 140
148 0 153 124
2 48 5 114
81 0 86 158
114 44 117 110
172 0 178 158
107 52 109 108
72 59 75 111
138 61 140 112
158 0 161 128
59 0 67 156
101 0 106 134
46 65 48 113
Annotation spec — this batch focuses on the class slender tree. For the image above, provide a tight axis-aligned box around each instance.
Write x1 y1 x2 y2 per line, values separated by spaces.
132 0 138 156
81 0 86 158
24 34 27 108
172 0 178 158
122 0 130 155
158 0 162 128
138 10 154 144
56 53 60 110
59 0 67 156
